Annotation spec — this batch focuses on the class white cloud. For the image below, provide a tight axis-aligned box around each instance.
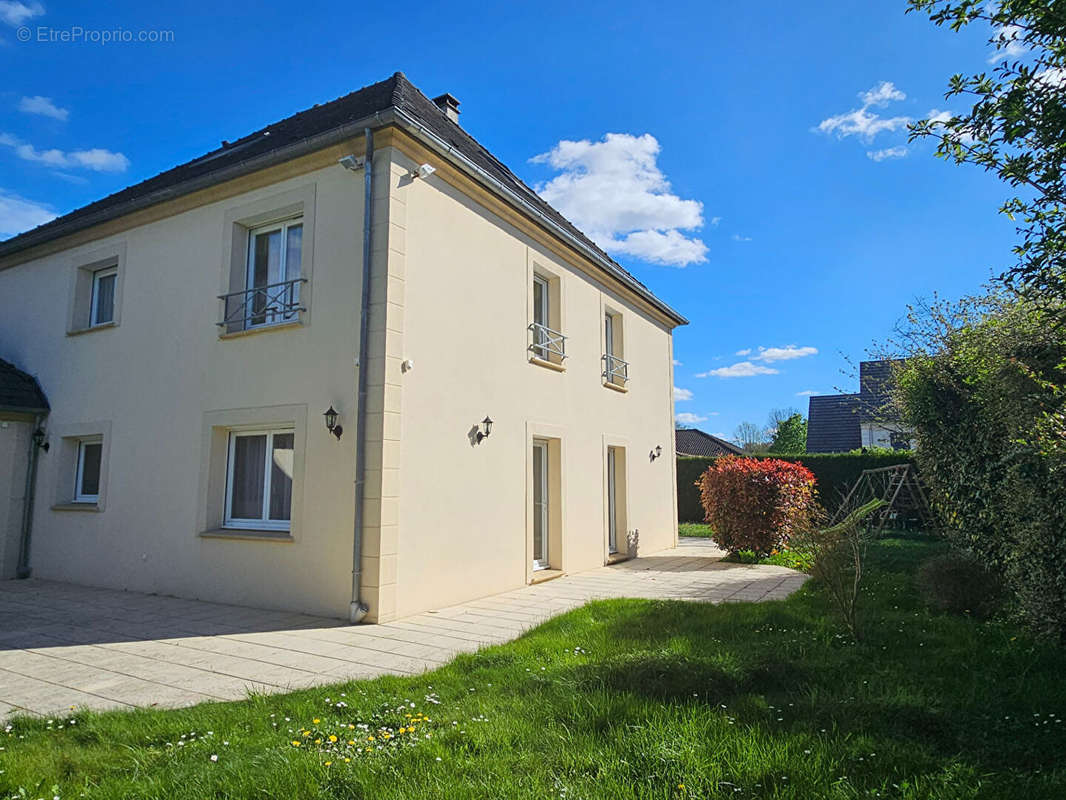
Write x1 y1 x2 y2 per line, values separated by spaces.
817 81 911 141
755 345 817 362
735 348 752 356
532 132 708 267
709 216 721 227
867 146 908 162
673 386 693 402
18 95 68 121
675 412 708 425
672 359 682 366
0 133 129 172
1035 66 1066 89
0 189 55 237
861 81 906 107
989 24 1027 64
731 233 752 242
697 361 780 378
796 389 821 396
0 0 43 26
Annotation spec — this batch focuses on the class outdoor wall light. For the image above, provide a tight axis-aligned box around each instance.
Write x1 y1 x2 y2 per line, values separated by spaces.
649 444 663 461
411 162 436 179
324 406 343 440
476 416 493 444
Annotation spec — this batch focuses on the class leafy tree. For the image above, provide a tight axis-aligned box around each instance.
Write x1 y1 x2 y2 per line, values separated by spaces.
770 413 808 453
908 0 1066 297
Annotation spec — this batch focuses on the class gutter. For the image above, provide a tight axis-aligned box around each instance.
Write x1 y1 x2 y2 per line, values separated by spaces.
347 127 375 624
16 414 47 579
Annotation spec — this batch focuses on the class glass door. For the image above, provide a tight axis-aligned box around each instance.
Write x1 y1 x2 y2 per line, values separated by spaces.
532 439 549 570
607 446 618 553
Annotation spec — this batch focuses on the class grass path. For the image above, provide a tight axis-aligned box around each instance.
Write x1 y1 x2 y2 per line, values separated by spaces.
2 538 1064 799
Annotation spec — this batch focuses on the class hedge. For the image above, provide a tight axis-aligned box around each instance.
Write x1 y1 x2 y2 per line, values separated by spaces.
677 451 917 523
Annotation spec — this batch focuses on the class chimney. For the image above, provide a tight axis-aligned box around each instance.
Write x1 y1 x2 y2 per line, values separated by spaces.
432 93 461 124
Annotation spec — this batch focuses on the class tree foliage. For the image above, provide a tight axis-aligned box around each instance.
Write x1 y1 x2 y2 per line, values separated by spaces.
770 413 808 453
908 0 1066 297
888 289 1066 637
697 456 816 555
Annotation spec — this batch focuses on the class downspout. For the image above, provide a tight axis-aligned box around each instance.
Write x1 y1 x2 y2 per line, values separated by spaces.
349 127 374 623
16 415 46 579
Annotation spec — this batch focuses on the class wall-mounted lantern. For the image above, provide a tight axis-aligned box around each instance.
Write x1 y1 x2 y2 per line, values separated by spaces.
324 406 343 440
476 416 493 444
649 444 662 461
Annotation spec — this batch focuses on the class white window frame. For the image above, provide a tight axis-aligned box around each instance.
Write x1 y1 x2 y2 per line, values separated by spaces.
223 428 295 530
245 217 303 329
74 438 103 503
89 266 118 327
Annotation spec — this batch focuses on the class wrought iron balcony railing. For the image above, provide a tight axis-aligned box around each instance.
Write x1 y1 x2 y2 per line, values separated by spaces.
529 322 567 362
603 353 629 384
218 278 307 331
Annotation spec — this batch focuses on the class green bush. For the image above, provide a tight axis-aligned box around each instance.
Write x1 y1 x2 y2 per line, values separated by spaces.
677 451 916 523
894 292 1066 638
917 551 1003 619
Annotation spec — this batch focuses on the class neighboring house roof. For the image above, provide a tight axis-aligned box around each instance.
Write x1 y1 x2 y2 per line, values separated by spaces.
675 428 744 457
0 72 686 326
0 358 49 414
805 394 861 453
857 359 903 423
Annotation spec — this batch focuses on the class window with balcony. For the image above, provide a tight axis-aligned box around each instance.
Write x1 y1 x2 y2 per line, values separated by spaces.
529 272 565 366
603 310 628 388
220 217 306 331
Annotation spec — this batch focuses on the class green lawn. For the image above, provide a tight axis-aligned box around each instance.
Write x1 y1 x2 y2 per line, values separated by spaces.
678 521 714 537
3 538 1065 799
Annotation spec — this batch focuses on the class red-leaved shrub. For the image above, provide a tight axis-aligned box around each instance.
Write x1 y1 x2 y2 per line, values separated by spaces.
698 456 816 554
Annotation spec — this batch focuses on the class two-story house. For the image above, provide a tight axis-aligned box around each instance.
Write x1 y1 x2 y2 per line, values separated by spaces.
0 73 686 623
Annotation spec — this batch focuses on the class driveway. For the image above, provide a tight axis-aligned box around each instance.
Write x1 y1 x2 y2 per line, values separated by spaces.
0 537 807 718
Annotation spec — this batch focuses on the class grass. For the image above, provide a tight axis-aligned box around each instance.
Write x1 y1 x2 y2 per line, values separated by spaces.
3 538 1065 799
680 522 812 570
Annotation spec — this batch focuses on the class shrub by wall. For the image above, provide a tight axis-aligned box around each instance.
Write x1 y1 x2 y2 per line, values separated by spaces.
697 456 815 554
677 451 916 523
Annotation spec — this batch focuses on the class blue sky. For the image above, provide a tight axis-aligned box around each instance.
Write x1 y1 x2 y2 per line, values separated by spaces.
0 0 1017 440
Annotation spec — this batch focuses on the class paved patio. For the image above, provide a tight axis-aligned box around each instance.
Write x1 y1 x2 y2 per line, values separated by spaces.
0 537 807 718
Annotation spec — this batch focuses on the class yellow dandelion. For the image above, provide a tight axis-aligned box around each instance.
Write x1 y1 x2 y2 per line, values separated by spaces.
291 740 301 747
313 718 321 724
315 738 322 744
344 758 351 763
367 735 375 741
348 723 355 729
303 731 311 737
329 735 338 743
348 739 356 745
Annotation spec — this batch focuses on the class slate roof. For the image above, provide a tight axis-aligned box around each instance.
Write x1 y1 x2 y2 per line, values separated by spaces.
0 72 684 325
805 394 861 453
857 359 903 423
675 428 744 458
0 359 49 414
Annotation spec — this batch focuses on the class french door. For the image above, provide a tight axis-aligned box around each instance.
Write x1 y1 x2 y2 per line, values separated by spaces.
607 446 619 553
532 439 549 570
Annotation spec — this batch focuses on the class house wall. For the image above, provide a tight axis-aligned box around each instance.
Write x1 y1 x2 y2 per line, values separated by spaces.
383 147 679 620
0 156 368 618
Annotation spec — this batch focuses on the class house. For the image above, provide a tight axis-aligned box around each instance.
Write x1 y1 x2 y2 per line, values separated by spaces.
674 428 743 458
805 359 912 453
0 73 686 623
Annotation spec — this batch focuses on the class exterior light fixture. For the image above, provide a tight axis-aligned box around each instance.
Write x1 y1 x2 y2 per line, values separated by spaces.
476 416 493 444
324 406 343 440
411 163 436 179
650 444 663 461
31 427 49 452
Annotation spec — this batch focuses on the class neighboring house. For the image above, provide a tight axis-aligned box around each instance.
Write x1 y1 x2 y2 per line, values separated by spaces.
0 359 49 580
805 359 912 453
0 73 686 623
674 428 743 458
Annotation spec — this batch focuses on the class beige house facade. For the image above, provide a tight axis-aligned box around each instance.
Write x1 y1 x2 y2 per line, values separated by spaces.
0 73 685 623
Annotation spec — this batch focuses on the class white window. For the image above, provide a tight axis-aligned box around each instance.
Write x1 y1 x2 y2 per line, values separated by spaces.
603 310 627 386
75 439 103 502
90 266 117 327
246 218 303 328
224 429 294 530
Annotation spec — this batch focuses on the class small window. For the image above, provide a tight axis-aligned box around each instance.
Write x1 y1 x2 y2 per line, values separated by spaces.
224 429 294 530
75 439 103 502
90 267 117 326
529 273 565 363
245 218 303 328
